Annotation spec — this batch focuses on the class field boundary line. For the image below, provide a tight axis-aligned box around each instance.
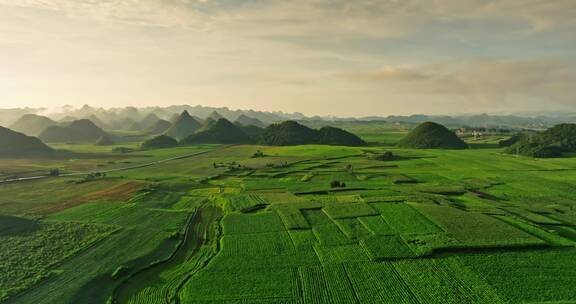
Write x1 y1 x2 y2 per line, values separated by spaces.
0 145 233 185
111 206 202 304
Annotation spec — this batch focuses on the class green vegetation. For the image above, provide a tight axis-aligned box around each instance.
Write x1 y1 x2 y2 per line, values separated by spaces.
398 121 468 149
506 123 576 157
0 221 116 301
135 113 162 131
317 126 367 146
259 121 320 146
95 134 115 146
146 119 171 135
461 249 576 303
259 121 366 146
498 134 521 147
0 126 53 157
9 114 57 136
394 257 506 303
181 118 253 144
360 235 416 260
39 119 108 143
234 114 266 128
141 135 178 149
1 120 576 303
164 111 202 140
237 124 264 140
0 215 39 236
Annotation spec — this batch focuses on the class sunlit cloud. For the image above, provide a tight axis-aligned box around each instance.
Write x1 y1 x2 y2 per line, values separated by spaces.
0 0 574 116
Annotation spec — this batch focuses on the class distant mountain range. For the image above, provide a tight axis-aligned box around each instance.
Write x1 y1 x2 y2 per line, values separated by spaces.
9 114 57 136
39 119 108 143
1 105 576 131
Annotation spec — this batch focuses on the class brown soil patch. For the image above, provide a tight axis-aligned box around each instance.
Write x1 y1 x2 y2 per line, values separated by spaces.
38 181 146 215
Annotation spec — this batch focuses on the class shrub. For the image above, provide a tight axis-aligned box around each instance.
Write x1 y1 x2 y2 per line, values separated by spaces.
330 180 346 188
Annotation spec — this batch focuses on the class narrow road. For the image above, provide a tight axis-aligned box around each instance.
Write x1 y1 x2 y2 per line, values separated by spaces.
0 145 230 185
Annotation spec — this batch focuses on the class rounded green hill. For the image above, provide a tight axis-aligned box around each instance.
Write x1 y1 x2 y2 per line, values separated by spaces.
182 118 253 144
258 121 319 146
397 122 467 149
318 126 367 147
259 121 366 146
142 135 178 149
39 119 108 143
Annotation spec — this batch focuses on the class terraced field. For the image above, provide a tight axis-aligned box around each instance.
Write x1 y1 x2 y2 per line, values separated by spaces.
2 135 576 303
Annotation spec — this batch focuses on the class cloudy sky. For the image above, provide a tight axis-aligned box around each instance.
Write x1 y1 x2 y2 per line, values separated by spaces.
0 0 575 116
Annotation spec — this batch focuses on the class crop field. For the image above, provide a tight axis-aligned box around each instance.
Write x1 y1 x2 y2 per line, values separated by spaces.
2 130 576 303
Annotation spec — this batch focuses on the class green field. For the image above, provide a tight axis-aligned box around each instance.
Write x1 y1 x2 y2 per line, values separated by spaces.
1 126 576 303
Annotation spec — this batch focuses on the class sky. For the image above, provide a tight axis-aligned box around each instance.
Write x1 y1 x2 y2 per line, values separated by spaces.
0 0 575 117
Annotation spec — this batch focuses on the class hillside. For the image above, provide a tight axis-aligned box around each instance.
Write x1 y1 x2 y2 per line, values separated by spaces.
58 116 78 123
111 117 137 131
95 135 115 146
397 122 468 149
198 117 216 132
259 121 319 146
318 126 367 146
146 119 171 135
139 113 161 130
258 121 365 146
506 124 576 158
207 111 224 121
9 114 57 136
499 135 522 147
164 111 202 140
141 135 178 149
235 114 266 128
39 119 108 143
86 115 108 129
0 126 53 156
237 124 264 141
129 113 161 131
181 118 253 144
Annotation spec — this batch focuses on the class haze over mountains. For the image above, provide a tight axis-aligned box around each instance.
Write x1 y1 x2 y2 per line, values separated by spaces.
2 105 576 131
9 114 58 136
39 119 108 143
164 111 203 140
2 102 576 160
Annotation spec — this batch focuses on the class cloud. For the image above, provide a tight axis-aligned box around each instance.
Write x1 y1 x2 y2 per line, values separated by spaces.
336 59 576 106
0 0 575 115
0 0 207 28
336 66 434 82
2 0 575 34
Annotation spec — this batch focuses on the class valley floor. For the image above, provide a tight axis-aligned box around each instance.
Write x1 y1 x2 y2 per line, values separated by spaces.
1 143 576 303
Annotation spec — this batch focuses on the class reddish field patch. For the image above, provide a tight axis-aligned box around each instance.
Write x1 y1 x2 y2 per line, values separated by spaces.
37 181 146 215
